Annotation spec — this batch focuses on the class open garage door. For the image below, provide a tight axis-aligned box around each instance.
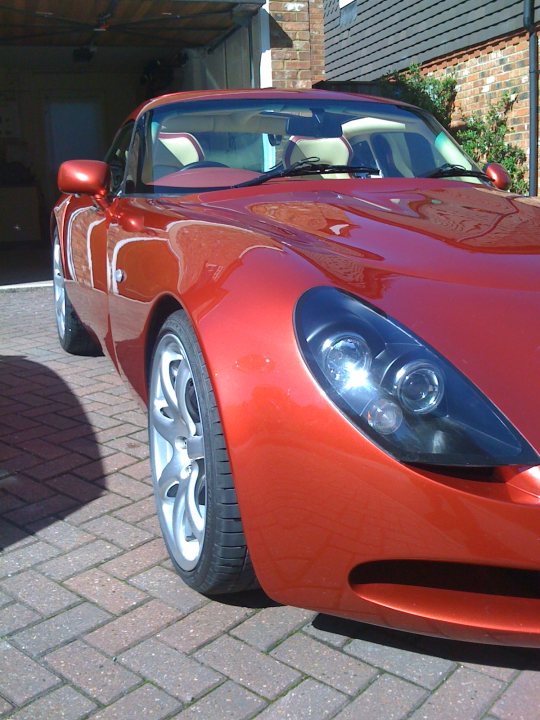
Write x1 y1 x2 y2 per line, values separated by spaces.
0 1 264 46
0 0 264 282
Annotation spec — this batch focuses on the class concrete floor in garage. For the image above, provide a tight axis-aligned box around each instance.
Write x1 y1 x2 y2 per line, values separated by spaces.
0 286 539 720
0 243 52 287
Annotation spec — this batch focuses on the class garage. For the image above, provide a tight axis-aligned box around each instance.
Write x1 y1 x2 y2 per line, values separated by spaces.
0 0 268 283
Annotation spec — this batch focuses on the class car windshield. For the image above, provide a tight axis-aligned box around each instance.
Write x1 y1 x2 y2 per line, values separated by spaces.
130 97 481 195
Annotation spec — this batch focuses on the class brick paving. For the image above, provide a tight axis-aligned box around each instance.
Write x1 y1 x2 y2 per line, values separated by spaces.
1 285 540 719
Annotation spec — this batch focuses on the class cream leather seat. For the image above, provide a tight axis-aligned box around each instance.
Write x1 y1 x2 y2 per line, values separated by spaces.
153 132 205 178
283 135 353 178
158 132 205 165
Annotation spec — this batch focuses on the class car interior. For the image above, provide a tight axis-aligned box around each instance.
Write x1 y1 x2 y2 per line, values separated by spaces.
128 101 477 190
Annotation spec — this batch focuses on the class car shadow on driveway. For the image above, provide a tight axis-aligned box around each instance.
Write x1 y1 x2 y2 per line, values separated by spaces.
216 588 281 609
0 355 104 550
312 613 540 670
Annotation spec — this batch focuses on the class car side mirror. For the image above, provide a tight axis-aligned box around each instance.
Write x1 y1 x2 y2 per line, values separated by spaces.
58 160 111 199
484 162 511 191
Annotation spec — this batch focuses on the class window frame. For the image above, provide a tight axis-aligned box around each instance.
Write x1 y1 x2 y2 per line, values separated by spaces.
104 120 135 196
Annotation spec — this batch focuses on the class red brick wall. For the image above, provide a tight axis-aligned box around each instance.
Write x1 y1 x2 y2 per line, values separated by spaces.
421 31 534 154
268 0 325 88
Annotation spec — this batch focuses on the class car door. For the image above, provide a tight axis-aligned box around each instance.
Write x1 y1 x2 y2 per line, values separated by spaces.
63 199 108 338
104 122 148 374
104 117 182 399
80 122 135 353
59 121 135 354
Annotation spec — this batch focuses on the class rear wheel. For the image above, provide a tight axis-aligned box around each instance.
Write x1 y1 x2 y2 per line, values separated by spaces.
52 230 99 356
148 310 256 594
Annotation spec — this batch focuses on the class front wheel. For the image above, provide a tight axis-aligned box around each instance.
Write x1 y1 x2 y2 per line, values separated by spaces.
52 230 100 356
148 310 257 595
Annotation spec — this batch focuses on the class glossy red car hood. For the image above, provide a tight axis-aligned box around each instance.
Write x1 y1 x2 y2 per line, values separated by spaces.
205 179 540 454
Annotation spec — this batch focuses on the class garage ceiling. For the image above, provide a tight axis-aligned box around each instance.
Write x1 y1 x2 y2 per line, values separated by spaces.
0 0 264 50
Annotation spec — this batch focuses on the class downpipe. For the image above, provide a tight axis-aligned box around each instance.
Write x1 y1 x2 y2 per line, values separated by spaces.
524 0 538 196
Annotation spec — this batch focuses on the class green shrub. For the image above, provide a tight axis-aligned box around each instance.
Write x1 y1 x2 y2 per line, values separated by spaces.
455 94 528 195
380 64 456 128
379 66 529 194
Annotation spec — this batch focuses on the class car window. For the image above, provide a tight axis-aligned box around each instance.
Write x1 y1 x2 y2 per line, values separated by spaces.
131 98 480 195
104 121 134 194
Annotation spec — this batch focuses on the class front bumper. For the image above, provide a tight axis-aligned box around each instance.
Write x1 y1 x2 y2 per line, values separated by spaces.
232 397 540 646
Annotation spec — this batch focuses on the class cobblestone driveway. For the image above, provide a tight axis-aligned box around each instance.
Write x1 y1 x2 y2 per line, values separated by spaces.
1 286 539 720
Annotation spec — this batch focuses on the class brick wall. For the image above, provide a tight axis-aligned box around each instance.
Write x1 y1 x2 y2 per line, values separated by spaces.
268 0 325 88
421 31 534 154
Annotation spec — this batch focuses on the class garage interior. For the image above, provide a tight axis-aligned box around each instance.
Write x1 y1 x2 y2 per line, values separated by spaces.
0 0 265 284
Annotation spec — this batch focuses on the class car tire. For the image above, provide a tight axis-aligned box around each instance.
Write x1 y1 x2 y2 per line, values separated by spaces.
148 310 257 595
53 230 100 356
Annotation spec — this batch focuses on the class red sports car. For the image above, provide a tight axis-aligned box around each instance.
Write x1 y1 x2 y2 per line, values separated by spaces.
53 88 540 647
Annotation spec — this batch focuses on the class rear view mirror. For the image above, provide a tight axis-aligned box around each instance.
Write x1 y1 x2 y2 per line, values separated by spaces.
286 114 343 138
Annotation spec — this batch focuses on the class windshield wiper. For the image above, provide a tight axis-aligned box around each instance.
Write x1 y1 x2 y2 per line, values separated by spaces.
423 163 490 181
232 157 380 188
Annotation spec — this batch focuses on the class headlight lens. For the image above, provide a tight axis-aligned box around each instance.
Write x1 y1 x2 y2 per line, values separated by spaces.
394 360 444 415
323 334 371 388
295 287 538 467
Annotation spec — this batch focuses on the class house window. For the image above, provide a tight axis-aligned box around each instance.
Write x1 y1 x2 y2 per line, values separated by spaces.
339 0 357 26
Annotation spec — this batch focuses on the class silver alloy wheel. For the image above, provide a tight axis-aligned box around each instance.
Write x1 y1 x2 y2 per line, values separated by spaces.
149 332 206 571
53 235 66 340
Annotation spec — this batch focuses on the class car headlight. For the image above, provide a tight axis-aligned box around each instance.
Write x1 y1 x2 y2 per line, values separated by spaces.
295 287 538 467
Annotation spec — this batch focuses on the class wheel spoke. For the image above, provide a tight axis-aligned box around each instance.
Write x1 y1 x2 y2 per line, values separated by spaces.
157 454 182 499
151 401 177 445
175 362 197 436
55 290 64 314
171 482 187 549
159 346 179 413
185 465 205 541
169 466 205 549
